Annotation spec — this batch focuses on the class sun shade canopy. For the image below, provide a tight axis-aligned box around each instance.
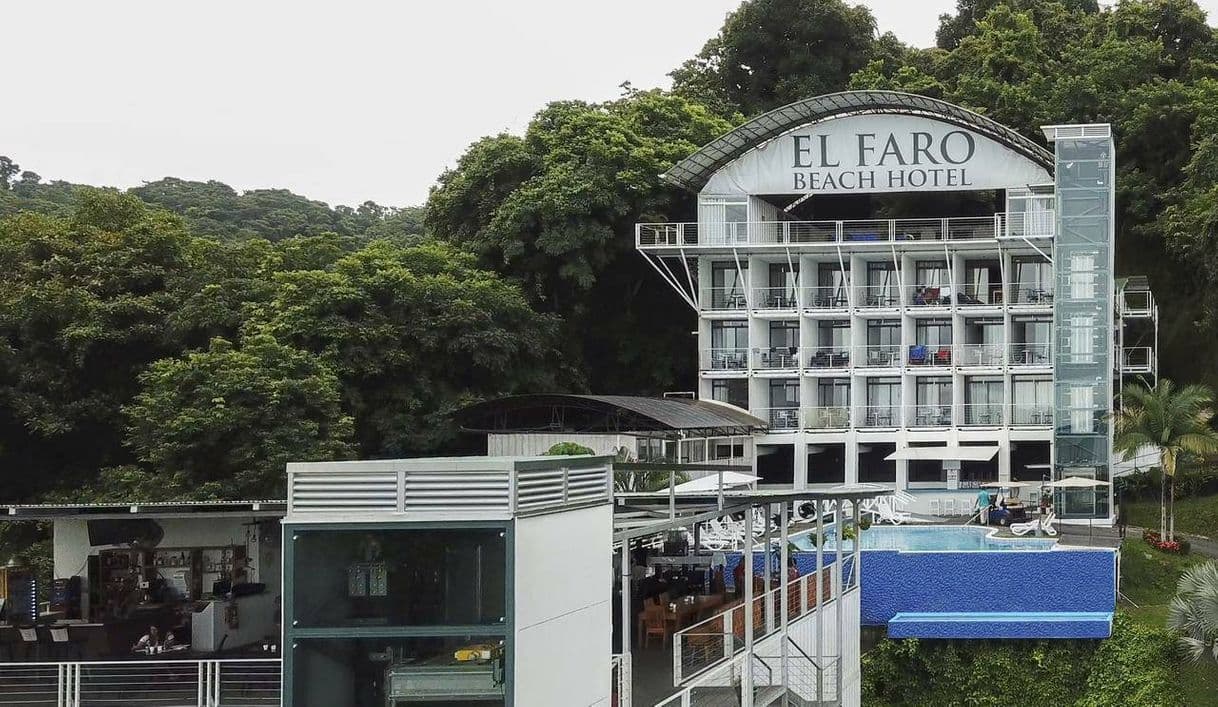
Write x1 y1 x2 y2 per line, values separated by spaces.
885 446 1000 462
662 90 1055 193
455 394 767 437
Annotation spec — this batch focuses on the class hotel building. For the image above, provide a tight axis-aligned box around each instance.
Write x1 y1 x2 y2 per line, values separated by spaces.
637 91 1157 521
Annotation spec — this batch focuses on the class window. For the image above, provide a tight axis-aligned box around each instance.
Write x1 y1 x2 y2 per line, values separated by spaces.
817 379 850 407
866 320 900 347
1069 314 1096 364
963 259 1001 303
1013 377 1052 424
711 262 748 308
711 379 749 409
866 379 901 408
817 320 850 348
636 438 665 462
965 378 1003 425
915 319 952 347
769 263 799 289
1069 385 1095 433
915 260 948 287
700 197 748 244
769 380 800 408
817 263 849 306
711 321 748 351
865 262 897 305
916 378 952 406
1013 257 1051 290
769 321 799 349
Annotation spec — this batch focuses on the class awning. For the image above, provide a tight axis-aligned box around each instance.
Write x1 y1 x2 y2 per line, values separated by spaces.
885 446 1000 462
673 472 759 493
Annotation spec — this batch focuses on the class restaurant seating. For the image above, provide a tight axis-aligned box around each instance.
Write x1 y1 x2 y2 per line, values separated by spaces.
642 603 667 648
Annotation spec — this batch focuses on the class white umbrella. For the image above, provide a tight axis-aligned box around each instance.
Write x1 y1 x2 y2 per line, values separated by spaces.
1046 476 1111 488
980 481 1043 488
674 472 760 493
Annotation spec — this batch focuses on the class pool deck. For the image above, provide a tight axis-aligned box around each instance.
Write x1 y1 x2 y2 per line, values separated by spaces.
787 514 1122 549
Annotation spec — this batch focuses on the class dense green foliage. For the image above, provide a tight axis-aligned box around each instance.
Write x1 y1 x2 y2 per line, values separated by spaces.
1126 492 1218 536
1168 560 1218 663
862 615 1181 706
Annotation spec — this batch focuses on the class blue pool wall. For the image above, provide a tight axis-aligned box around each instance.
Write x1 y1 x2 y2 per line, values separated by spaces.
859 548 1117 626
723 551 852 591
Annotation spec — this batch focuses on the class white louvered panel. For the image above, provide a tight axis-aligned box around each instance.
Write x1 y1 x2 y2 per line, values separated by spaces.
566 467 610 505
515 469 567 511
401 470 511 514
290 471 398 513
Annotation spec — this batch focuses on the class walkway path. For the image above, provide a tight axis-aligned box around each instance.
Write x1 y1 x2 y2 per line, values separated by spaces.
1127 525 1218 559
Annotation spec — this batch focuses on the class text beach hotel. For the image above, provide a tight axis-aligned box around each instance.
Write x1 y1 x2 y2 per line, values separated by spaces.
637 91 1157 521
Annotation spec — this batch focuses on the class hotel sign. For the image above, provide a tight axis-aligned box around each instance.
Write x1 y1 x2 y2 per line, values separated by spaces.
701 114 1051 195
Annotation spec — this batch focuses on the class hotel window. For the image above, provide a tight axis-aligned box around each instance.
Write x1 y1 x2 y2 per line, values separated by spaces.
710 321 748 351
699 197 748 244
914 378 952 426
1013 377 1052 424
817 379 850 407
711 379 748 409
866 378 901 415
965 378 1004 425
914 319 952 347
1069 314 1096 364
817 320 850 349
1013 256 1052 291
816 263 849 306
915 260 948 288
866 262 897 305
1069 385 1096 433
768 263 799 304
963 259 1001 303
710 262 748 308
866 320 900 347
769 380 800 408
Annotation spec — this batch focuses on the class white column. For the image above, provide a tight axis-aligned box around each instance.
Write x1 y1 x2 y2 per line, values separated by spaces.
742 507 755 706
814 499 824 704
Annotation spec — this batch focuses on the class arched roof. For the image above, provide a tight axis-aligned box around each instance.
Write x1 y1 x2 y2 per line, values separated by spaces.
455 394 767 437
663 90 1055 193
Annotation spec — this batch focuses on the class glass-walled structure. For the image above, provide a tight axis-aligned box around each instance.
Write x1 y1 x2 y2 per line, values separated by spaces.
637 91 1150 519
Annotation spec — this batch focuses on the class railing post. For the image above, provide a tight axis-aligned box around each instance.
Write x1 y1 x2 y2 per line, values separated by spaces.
198 661 206 707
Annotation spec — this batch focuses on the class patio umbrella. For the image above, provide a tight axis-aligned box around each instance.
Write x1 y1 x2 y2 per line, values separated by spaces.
1045 477 1111 544
673 472 760 493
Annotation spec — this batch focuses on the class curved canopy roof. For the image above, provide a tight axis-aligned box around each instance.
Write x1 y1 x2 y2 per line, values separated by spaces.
456 394 766 437
663 90 1055 193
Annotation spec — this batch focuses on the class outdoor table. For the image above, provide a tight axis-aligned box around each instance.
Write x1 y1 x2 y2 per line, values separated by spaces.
665 594 725 633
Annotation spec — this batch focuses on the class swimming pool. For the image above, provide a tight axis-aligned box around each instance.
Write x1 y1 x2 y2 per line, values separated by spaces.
789 525 1055 552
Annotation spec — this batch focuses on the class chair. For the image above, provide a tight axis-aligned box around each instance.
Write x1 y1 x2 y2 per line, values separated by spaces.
929 499 942 516
642 603 668 648
908 345 928 365
944 499 957 515
935 347 952 366
1011 511 1058 536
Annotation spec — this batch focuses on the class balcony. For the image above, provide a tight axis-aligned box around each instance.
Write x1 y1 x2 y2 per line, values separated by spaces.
701 287 749 311
962 403 1004 426
802 406 851 430
803 285 850 309
1009 343 1052 366
859 285 900 308
1011 405 1053 426
637 215 1005 249
701 348 749 371
1119 289 1155 317
907 345 953 367
907 405 953 427
759 407 801 431
1121 346 1155 374
1008 281 1054 306
1001 209 1055 239
858 345 902 368
752 287 799 310
859 406 900 428
753 347 800 371
805 346 851 370
956 343 1004 367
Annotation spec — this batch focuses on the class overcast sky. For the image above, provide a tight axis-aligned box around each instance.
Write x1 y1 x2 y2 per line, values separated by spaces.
5 0 1216 208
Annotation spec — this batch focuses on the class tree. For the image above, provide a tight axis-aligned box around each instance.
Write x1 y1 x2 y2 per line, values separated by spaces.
121 334 355 499
935 0 1099 50
427 91 732 395
1168 560 1218 664
543 442 596 456
670 0 880 115
254 238 567 457
1113 379 1218 540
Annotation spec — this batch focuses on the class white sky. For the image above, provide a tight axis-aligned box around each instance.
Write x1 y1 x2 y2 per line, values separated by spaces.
3 0 1215 208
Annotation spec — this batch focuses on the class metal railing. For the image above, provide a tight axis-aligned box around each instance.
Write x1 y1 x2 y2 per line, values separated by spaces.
907 344 953 367
611 653 631 707
1119 289 1154 316
700 287 749 311
757 407 801 431
801 285 850 309
957 284 1006 306
906 284 954 306
956 343 1004 367
804 346 851 369
962 403 1005 426
1122 346 1154 372
1003 209 1055 239
858 344 902 368
701 348 749 371
859 284 901 308
801 406 851 430
1008 281 1054 305
859 405 900 428
907 404 953 427
672 567 833 685
0 658 281 707
754 641 840 706
751 287 798 310
752 347 800 370
1011 405 1053 426
637 214 1005 248
1009 342 1052 366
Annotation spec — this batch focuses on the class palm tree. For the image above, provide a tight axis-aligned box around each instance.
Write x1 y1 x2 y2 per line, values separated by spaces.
1168 560 1218 664
1113 379 1218 540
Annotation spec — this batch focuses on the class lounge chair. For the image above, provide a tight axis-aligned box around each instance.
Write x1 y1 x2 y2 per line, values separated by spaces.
1010 511 1057 536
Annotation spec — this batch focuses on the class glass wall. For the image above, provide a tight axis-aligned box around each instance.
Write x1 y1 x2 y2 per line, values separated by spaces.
711 379 748 409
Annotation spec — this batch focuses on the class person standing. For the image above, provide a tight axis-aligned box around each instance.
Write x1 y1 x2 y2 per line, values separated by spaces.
976 488 991 524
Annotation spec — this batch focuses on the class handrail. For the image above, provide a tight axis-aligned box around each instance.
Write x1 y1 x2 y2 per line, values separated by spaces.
638 214 1013 247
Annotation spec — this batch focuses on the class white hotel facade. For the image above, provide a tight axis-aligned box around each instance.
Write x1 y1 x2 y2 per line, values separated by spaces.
637 91 1157 521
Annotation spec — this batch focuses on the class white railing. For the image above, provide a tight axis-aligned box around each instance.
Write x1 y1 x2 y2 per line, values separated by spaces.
611 653 631 707
957 284 1005 306
801 406 851 430
751 287 798 310
1011 405 1053 426
801 285 850 309
700 287 749 311
0 658 281 707
637 214 1004 248
907 404 953 427
1009 342 1052 366
671 567 832 684
701 348 749 371
1003 209 1056 239
956 343 1005 367
1008 281 1054 305
859 406 900 428
906 344 953 367
1122 346 1154 372
757 407 801 431
906 284 953 307
752 347 800 370
859 284 900 307
857 345 901 368
962 403 1005 426
804 346 851 370
1120 289 1154 316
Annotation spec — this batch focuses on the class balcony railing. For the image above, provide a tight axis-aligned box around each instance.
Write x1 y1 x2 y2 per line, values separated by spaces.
753 347 800 370
858 345 902 368
962 403 1004 426
956 343 1004 367
1122 346 1154 373
1009 343 1052 366
907 344 953 367
802 406 851 429
805 346 851 369
859 285 900 307
1008 281 1054 305
1011 405 1053 426
860 406 900 428
702 348 749 371
1002 209 1056 239
637 215 1004 248
907 405 953 427
802 285 850 309
701 287 749 311
1119 290 1155 316
752 286 799 310
759 407 801 431
906 284 954 307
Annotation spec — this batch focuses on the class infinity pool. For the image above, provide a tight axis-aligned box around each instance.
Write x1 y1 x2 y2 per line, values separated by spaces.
789 525 1055 552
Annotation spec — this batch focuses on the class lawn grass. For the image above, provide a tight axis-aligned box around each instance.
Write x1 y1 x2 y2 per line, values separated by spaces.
1124 493 1218 537
1120 538 1218 705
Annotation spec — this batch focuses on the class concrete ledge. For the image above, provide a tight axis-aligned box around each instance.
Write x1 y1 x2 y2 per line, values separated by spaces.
887 611 1113 639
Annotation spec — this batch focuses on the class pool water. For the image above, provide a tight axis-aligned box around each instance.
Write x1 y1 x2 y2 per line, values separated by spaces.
789 525 1055 552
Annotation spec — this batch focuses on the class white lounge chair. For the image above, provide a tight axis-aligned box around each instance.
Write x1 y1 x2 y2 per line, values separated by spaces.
1010 511 1057 536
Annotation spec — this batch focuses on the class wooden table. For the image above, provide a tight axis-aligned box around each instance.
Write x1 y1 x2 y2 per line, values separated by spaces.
664 594 726 632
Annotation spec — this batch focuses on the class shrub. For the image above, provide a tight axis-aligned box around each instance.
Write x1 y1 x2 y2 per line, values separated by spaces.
1077 614 1181 706
1142 529 1191 555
